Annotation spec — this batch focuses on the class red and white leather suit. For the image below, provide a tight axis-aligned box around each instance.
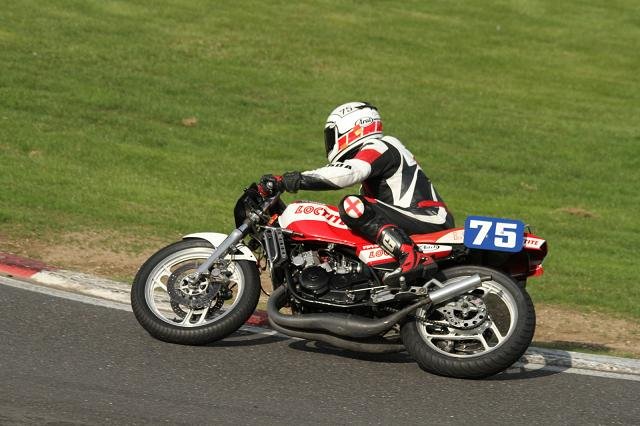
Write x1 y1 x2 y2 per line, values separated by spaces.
285 134 455 239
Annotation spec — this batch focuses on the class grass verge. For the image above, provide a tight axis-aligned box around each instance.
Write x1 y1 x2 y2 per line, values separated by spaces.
1 1 639 321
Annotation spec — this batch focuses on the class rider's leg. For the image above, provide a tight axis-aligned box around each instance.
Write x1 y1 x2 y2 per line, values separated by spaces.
338 195 438 289
375 224 438 288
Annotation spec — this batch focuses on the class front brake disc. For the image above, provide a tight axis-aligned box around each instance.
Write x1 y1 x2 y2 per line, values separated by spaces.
166 263 221 309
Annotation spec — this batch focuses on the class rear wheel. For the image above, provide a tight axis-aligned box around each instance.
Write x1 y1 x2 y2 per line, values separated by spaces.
131 239 260 345
401 265 535 378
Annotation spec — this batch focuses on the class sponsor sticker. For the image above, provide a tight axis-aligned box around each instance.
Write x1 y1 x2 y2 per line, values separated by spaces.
280 203 348 229
524 237 545 249
356 117 374 127
417 244 452 254
357 246 394 263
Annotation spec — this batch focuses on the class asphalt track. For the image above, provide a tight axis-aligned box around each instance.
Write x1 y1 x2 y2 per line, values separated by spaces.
1 279 639 425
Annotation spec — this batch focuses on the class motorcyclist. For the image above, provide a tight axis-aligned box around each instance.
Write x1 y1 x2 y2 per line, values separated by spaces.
259 101 455 289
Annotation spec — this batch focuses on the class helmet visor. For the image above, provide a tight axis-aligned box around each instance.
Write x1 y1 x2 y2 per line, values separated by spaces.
324 124 337 157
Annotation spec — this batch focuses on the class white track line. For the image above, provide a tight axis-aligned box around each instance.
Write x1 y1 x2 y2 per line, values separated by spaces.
2 275 133 312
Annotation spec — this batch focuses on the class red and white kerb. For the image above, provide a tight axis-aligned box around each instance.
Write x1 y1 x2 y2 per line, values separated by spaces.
343 196 365 218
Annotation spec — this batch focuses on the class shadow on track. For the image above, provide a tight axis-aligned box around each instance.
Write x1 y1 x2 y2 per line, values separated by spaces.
287 339 414 364
207 328 569 379
205 329 290 348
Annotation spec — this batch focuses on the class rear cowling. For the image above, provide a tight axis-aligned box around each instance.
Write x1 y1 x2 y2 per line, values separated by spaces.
411 228 548 280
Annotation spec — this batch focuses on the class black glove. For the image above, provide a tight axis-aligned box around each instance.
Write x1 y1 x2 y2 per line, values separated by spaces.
258 172 302 196
258 174 284 197
282 171 301 193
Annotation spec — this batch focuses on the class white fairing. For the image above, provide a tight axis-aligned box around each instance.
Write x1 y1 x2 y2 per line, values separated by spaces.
183 232 257 261
278 202 349 230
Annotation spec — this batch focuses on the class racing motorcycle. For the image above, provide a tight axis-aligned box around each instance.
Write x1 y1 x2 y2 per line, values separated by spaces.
131 183 547 379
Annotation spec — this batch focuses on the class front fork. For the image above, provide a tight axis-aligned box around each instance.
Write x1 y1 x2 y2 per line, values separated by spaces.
191 222 251 281
189 192 281 282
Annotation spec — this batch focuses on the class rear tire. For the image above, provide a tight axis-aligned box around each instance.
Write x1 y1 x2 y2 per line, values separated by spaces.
401 265 535 379
131 239 260 345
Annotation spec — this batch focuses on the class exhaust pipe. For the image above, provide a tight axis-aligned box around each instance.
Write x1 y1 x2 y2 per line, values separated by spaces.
268 320 406 354
267 286 429 339
267 274 483 339
427 274 483 305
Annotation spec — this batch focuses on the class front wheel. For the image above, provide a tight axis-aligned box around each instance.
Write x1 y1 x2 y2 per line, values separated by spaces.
131 239 260 345
401 266 535 378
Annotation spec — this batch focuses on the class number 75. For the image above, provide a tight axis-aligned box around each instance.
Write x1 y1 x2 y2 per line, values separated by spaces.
469 220 518 249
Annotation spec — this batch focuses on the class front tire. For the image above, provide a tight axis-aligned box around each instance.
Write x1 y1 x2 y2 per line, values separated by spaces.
401 266 535 378
131 239 260 345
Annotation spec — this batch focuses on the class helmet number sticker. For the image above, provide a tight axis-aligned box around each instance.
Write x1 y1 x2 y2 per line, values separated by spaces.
463 216 524 252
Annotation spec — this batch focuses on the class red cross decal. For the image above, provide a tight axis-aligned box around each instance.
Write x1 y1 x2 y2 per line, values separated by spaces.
344 196 365 218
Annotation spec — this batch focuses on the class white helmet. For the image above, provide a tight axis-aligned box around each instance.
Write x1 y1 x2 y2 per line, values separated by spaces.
324 101 383 162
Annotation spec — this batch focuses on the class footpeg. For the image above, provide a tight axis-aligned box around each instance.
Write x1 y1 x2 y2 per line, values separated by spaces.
372 285 429 304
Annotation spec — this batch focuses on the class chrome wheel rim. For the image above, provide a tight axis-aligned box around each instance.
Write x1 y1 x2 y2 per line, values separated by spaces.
144 247 245 327
416 275 518 358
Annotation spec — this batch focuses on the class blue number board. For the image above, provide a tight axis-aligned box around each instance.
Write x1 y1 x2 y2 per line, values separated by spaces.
463 216 525 253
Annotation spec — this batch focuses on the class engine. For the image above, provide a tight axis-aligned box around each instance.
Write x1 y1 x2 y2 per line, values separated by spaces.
290 249 373 304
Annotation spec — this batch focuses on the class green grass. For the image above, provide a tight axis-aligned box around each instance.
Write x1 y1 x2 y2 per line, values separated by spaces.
1 0 639 319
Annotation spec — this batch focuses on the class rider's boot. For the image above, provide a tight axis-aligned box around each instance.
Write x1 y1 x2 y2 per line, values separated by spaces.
377 225 438 290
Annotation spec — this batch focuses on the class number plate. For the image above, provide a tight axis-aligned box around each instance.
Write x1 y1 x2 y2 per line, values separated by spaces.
463 216 524 253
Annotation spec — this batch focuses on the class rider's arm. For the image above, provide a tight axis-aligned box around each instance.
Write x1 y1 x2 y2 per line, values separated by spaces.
283 139 389 192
